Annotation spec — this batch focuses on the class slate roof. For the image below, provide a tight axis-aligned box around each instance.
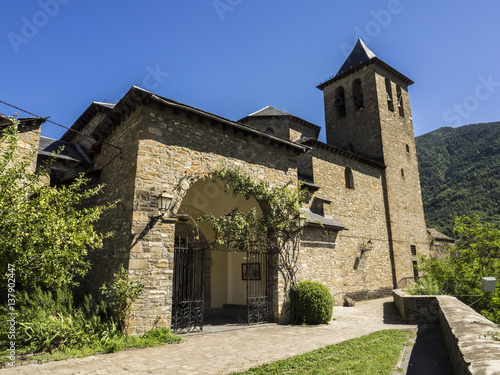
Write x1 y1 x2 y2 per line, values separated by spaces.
80 86 310 157
248 106 291 117
94 102 116 110
299 138 386 169
0 113 12 126
336 38 376 77
38 136 89 163
239 105 321 138
61 102 115 142
298 176 321 191
317 38 414 89
0 114 47 128
427 228 455 242
300 208 346 231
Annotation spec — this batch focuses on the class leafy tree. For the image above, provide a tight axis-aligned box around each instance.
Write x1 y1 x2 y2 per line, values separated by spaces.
408 216 500 323
450 216 500 277
416 122 500 235
0 120 114 289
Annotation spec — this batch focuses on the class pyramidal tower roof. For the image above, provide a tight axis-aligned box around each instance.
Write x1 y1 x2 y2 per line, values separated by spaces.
317 39 414 89
336 39 376 76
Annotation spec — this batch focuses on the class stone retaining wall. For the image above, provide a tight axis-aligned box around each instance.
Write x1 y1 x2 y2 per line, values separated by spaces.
393 289 500 375
392 289 440 323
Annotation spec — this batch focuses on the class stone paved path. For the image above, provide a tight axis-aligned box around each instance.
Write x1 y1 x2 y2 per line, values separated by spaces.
2 297 417 374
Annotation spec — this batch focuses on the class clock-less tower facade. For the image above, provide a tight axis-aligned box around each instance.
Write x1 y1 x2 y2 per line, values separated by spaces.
318 39 428 286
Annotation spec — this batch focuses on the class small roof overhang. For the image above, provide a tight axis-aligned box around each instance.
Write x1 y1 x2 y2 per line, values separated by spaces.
0 114 47 129
427 228 455 243
38 136 90 163
61 102 115 143
298 177 321 191
300 208 347 231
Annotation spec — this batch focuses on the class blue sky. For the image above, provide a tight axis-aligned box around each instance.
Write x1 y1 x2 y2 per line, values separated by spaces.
1 1 500 142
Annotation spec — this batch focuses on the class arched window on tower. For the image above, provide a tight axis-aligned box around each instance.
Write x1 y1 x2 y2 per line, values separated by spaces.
334 86 346 118
265 127 275 135
396 85 405 117
352 79 363 111
345 167 354 190
385 78 394 112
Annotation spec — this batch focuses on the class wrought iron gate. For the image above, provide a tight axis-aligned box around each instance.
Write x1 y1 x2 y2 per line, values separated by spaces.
171 236 204 333
246 251 269 324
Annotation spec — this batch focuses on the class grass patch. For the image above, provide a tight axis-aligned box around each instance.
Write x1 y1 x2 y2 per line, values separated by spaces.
232 329 414 375
0 327 181 366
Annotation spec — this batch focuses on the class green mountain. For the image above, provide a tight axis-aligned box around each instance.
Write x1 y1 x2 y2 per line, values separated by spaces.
415 122 500 236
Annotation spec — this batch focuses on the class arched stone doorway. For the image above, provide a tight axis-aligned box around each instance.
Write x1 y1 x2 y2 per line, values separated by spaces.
171 178 273 333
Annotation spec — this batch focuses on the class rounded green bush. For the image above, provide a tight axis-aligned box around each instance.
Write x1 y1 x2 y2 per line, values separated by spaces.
293 281 334 324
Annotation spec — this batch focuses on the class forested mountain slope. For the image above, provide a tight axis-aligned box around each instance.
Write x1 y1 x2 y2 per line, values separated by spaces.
415 122 500 235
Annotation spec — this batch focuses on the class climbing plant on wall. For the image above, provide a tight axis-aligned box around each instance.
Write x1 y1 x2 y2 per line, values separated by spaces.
198 165 306 291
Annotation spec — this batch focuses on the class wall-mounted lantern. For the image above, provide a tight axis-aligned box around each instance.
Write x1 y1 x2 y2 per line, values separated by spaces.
295 214 306 228
360 239 374 258
366 239 374 251
157 192 175 222
158 192 173 213
131 192 176 249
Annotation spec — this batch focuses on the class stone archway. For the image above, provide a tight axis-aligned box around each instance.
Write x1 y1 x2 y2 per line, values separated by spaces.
171 177 273 332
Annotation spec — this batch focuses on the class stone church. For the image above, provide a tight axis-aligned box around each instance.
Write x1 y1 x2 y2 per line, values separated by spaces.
12 39 431 333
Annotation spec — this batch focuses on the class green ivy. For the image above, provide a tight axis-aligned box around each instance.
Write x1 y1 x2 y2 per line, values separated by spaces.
198 165 306 289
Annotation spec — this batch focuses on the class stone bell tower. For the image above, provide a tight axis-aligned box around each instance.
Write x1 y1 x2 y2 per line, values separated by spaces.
317 39 429 286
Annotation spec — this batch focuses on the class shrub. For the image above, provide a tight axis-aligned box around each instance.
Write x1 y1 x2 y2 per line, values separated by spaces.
404 277 443 295
100 266 144 339
292 281 333 324
0 288 180 364
0 286 113 354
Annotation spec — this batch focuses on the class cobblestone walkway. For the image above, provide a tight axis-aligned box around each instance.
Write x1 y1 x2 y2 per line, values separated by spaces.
2 297 417 375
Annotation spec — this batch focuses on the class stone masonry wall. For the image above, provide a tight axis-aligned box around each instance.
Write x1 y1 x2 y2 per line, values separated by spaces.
1 123 42 173
321 63 429 288
297 227 339 302
373 67 429 285
297 146 394 304
82 108 142 296
322 64 384 163
128 101 300 333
